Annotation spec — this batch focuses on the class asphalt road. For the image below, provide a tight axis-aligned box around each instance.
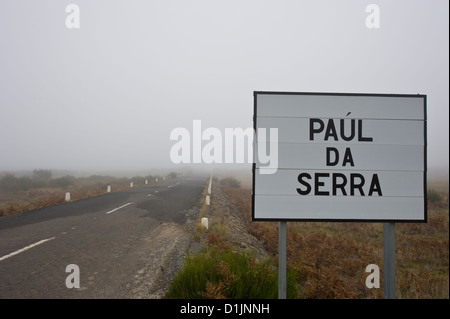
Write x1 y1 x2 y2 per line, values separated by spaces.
0 174 206 298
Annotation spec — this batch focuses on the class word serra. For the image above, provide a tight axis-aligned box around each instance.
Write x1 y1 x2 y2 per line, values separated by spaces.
296 118 382 197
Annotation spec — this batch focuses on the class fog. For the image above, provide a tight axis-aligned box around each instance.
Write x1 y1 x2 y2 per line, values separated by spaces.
0 0 448 175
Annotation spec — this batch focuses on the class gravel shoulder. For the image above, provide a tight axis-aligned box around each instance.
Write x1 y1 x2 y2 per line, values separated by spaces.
128 205 201 298
132 181 268 299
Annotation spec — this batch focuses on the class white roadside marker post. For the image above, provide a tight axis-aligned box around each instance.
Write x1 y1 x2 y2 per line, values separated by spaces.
201 217 209 229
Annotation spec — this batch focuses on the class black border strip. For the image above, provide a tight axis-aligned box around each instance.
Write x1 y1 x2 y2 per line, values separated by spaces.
253 91 427 98
252 91 427 223
252 92 258 222
423 95 428 223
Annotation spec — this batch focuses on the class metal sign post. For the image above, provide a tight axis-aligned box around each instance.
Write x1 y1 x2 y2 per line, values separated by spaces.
278 221 287 299
383 222 396 299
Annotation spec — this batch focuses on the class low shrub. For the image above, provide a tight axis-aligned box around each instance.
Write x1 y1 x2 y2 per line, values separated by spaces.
427 189 443 202
165 248 298 299
220 177 241 188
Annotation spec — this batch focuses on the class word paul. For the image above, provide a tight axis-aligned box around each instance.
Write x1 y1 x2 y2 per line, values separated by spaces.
170 120 278 174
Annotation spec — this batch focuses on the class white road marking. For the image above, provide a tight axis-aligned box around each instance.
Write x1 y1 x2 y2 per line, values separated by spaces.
105 202 133 214
0 237 56 262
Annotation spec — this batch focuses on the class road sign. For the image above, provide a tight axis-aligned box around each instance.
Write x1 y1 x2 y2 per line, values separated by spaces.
252 92 427 222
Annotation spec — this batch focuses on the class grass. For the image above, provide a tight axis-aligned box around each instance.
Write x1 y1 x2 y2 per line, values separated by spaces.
0 172 170 216
222 178 449 299
166 178 298 299
165 247 298 299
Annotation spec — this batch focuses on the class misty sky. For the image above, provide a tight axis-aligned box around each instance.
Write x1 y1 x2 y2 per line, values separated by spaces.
0 0 448 172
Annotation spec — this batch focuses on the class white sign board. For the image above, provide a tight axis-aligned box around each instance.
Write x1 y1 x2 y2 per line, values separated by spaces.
252 92 427 222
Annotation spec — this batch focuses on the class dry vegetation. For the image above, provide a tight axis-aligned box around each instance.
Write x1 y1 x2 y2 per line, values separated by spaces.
223 176 449 299
0 170 170 216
